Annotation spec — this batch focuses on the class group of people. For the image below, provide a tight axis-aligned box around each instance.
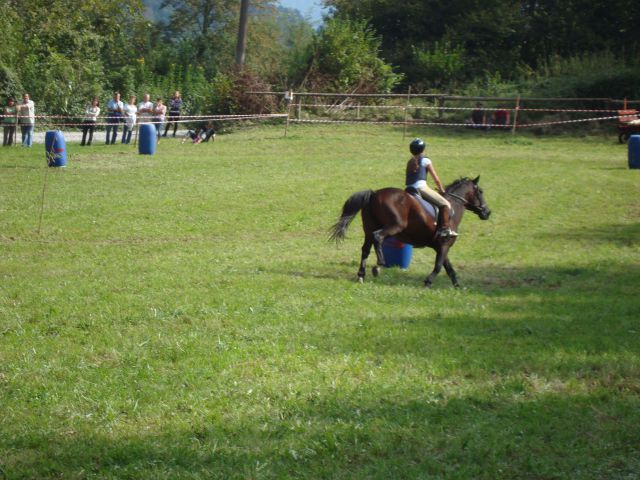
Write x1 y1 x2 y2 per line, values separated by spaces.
2 94 35 147
468 103 511 129
1 91 185 148
81 91 183 146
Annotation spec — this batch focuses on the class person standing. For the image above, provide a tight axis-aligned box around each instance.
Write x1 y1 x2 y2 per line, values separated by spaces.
121 95 137 144
152 97 166 143
492 106 510 128
81 98 100 146
105 92 124 145
137 93 154 125
163 91 182 137
18 93 35 147
2 97 17 146
470 103 487 130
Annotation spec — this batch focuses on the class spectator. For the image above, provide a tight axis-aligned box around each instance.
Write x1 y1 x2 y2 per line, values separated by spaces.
470 103 486 129
137 93 154 124
18 93 35 147
121 95 137 144
2 97 17 147
194 122 216 144
492 106 510 128
81 97 100 146
181 122 216 144
163 90 182 137
153 97 166 143
181 129 199 144
105 92 124 145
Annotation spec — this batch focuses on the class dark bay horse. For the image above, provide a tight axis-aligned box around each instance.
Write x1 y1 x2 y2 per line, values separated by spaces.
330 177 491 287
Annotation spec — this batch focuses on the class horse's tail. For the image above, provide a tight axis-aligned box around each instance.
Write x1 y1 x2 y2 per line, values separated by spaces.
329 190 374 243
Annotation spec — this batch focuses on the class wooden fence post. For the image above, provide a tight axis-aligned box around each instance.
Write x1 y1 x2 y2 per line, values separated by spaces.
403 86 412 140
284 90 293 137
511 96 520 135
437 96 444 119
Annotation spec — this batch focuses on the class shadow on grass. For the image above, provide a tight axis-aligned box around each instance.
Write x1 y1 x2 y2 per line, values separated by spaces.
536 222 640 247
3 266 638 478
3 390 639 479
301 262 640 370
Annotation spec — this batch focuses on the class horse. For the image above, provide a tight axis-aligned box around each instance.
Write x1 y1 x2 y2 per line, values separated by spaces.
329 176 491 288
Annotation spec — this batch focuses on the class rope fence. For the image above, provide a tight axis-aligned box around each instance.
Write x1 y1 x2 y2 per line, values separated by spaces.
254 90 639 138
2 91 638 145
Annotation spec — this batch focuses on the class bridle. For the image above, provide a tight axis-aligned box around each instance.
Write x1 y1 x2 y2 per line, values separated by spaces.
444 187 487 215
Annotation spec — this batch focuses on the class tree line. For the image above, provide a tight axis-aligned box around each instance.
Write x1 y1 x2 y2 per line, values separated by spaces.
1 0 638 117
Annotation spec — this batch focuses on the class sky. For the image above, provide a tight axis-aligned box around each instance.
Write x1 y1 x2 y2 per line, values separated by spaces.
278 0 327 25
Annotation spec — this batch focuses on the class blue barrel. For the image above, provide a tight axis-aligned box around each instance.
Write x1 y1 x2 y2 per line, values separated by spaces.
629 135 640 169
138 124 157 155
44 130 67 167
382 236 413 269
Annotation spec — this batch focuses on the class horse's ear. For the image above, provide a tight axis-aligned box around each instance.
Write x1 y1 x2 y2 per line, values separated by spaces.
472 175 480 184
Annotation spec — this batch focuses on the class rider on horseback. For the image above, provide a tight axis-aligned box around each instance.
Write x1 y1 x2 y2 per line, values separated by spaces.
405 138 458 238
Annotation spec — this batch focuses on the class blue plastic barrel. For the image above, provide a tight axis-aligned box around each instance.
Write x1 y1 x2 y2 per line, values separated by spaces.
138 124 157 155
629 135 640 169
44 130 67 167
382 236 413 269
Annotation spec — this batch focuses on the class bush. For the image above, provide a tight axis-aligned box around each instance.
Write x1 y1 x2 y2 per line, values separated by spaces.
304 18 403 94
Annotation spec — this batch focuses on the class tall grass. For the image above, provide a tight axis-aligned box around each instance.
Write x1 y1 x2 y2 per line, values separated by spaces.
0 125 638 479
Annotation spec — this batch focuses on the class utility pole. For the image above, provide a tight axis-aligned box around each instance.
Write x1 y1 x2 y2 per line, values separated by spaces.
235 0 250 68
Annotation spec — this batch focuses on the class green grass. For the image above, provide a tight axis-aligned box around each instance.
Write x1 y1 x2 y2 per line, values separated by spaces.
1 125 639 479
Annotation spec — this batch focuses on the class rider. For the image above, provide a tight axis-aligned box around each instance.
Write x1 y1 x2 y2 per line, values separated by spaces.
405 138 458 238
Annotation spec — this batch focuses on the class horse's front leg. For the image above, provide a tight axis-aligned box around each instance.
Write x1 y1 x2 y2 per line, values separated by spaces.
424 245 449 288
357 236 374 283
443 256 460 288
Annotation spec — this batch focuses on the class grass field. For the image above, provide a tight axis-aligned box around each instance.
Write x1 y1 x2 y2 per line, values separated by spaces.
1 124 639 479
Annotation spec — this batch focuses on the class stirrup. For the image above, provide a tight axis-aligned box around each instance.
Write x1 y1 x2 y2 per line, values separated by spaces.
437 228 458 238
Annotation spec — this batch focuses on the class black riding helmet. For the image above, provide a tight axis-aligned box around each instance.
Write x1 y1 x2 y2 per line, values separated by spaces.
410 138 426 155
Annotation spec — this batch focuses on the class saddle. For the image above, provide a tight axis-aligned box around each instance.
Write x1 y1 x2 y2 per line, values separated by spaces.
405 187 454 222
405 187 438 219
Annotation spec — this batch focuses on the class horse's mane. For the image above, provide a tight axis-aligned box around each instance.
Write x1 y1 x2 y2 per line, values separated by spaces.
445 177 473 192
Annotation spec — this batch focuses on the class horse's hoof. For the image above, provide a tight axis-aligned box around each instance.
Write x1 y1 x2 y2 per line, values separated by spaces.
372 266 380 277
423 282 432 289
357 276 364 284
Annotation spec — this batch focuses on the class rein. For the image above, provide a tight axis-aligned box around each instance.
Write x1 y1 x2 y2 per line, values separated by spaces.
444 191 468 205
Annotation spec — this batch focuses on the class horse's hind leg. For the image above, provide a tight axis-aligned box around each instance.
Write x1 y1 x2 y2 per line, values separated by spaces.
372 223 405 270
443 257 460 288
357 235 374 283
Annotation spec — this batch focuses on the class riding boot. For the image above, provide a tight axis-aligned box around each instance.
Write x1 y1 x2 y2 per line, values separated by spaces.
437 206 458 238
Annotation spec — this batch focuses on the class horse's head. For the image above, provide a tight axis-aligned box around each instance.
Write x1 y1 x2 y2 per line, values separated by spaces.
447 176 491 220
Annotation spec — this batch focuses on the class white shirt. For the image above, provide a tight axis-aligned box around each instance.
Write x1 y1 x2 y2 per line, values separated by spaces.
123 104 137 128
18 100 35 125
137 101 154 123
153 103 167 122
83 105 100 122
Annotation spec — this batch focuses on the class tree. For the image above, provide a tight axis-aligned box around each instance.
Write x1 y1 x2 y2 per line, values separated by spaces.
235 0 250 67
